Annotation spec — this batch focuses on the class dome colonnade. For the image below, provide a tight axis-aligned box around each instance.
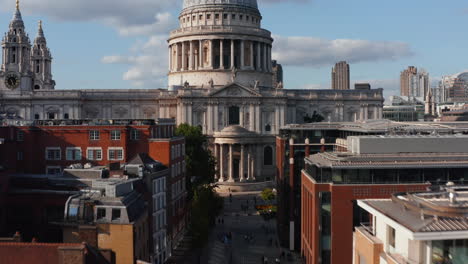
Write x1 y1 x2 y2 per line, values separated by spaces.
168 0 274 88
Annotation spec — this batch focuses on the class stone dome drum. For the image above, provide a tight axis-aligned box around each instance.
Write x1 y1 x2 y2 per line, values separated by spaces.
183 0 258 10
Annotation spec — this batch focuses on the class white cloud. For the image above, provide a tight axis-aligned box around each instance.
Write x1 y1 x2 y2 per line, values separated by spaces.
102 35 169 88
272 35 413 67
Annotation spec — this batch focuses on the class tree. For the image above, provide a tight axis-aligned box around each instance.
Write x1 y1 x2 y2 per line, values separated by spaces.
304 111 325 123
261 188 276 203
189 184 223 246
176 124 216 185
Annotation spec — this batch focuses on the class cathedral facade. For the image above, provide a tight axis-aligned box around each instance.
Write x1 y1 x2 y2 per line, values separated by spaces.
0 0 384 181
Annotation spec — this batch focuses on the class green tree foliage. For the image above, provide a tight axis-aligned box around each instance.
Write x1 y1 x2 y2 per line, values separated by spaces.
260 188 276 202
189 184 223 247
176 124 216 184
304 111 325 123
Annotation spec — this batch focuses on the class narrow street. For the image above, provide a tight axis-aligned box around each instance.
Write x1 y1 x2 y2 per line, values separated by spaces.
201 190 300 264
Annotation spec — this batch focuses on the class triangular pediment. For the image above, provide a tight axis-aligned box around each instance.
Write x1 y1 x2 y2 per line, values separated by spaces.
209 83 261 97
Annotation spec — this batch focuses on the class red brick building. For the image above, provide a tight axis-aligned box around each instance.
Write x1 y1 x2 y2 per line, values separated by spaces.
300 135 468 264
0 119 188 258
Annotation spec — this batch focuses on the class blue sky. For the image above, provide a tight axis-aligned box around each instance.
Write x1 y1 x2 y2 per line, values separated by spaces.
0 0 467 96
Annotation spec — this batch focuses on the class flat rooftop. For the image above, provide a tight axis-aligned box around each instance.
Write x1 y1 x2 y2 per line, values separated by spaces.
280 119 468 134
307 151 468 169
359 186 468 233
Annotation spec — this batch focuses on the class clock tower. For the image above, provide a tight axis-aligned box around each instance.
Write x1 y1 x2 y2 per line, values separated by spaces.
0 0 33 91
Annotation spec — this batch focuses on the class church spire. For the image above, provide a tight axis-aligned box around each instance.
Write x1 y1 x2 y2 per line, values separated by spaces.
10 0 24 29
37 20 44 38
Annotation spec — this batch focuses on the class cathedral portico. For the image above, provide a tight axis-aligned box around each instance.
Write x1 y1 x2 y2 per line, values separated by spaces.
214 125 274 182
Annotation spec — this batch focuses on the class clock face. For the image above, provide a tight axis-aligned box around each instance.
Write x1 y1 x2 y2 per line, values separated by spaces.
5 72 20 89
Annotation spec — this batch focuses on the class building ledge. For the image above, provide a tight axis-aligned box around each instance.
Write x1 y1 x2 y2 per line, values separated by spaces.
355 226 382 245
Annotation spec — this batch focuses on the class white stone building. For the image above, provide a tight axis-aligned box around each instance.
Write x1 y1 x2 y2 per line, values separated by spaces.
0 0 384 181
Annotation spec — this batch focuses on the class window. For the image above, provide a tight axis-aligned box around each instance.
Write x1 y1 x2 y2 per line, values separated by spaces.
130 129 140 140
111 130 121 140
97 208 106 220
215 14 219 19
46 147 61 160
108 148 124 161
87 148 102 161
66 147 82 161
48 113 56 120
232 14 236 19
34 114 40 120
264 146 273 166
17 151 23 161
46 166 61 175
64 113 69 119
388 225 396 248
207 14 211 19
89 130 100 140
228 106 240 125
16 130 24 141
265 124 271 132
239 15 243 20
199 14 203 20
112 209 121 221
223 14 228 19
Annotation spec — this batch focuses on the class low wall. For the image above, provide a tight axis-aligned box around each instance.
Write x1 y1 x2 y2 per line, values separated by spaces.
214 181 275 193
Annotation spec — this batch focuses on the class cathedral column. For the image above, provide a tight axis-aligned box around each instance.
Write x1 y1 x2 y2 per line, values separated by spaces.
256 42 261 71
220 39 224 69
168 46 172 71
268 45 272 72
249 41 254 69
207 104 213 134
249 104 255 131
364 104 369 120
275 106 280 134
214 104 219 132
189 41 194 70
219 144 224 182
247 150 251 180
239 106 244 127
181 42 186 71
228 144 234 182
240 144 246 182
199 40 203 68
175 43 180 71
209 39 214 69
214 144 219 180
240 40 245 69
280 105 286 128
255 104 261 133
230 39 235 69
263 43 267 72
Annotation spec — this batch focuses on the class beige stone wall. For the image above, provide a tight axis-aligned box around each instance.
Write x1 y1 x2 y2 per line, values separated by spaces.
353 228 383 264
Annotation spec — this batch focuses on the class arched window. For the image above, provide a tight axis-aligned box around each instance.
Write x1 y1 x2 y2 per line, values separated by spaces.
265 124 271 132
264 146 273 166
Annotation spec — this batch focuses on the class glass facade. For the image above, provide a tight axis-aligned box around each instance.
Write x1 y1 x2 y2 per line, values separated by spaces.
319 192 331 264
432 239 468 264
305 165 468 185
